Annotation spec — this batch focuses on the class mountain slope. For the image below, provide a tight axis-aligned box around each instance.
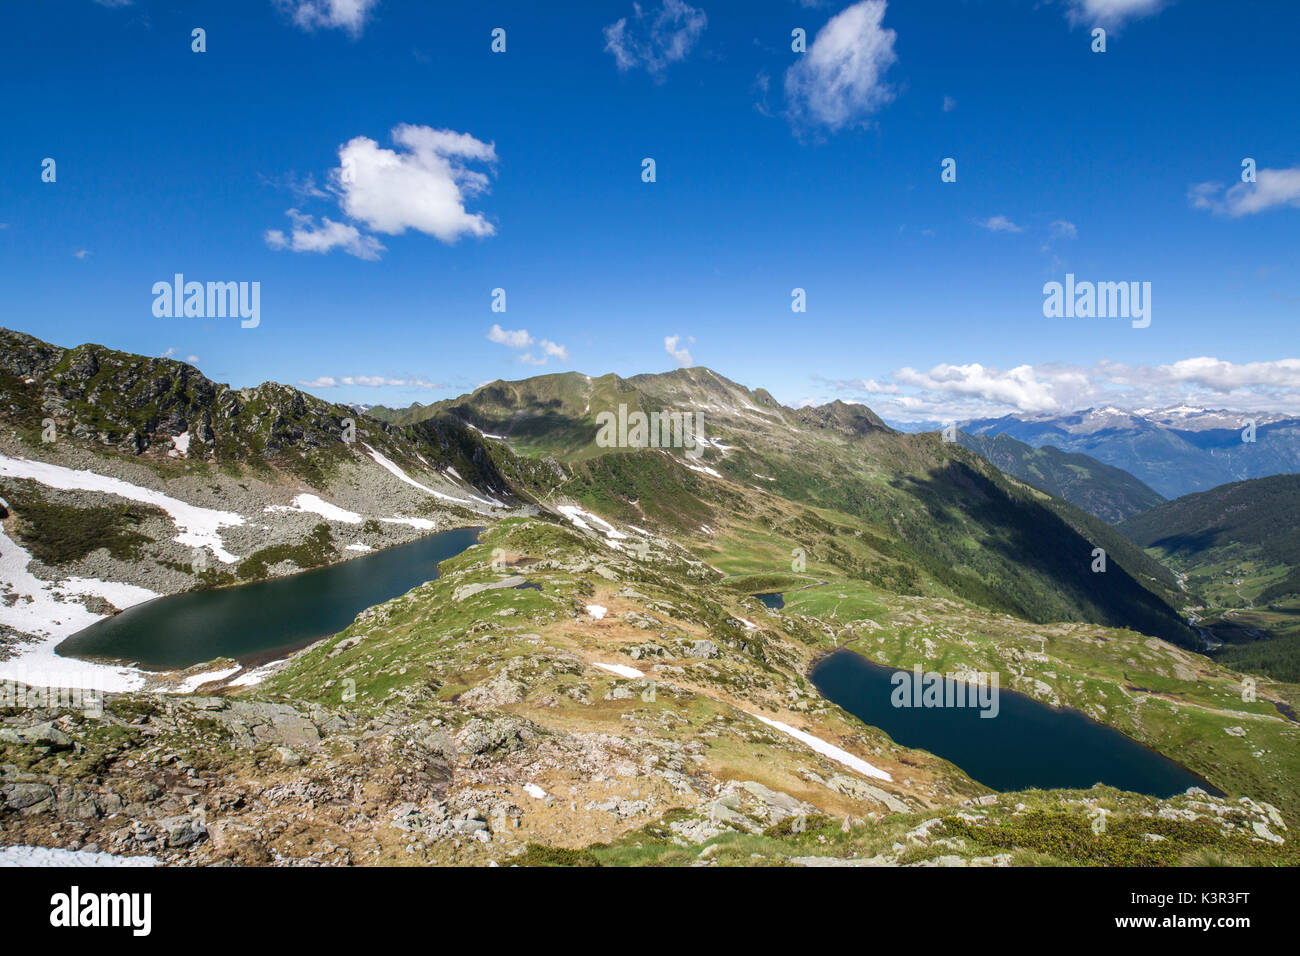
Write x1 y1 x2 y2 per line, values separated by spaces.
0 328 522 667
1119 475 1300 678
956 431 1164 523
421 367 1193 644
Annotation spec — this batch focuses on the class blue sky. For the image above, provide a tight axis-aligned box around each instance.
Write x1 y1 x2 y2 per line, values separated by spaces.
1 0 1297 422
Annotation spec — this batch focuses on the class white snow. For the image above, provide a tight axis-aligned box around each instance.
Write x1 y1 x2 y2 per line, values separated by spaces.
0 525 151 692
381 516 436 531
699 525 715 535
467 424 507 440
174 666 241 693
558 505 627 540
168 431 191 458
735 617 758 630
684 463 723 479
752 474 776 482
592 661 643 679
362 444 491 507
0 846 158 867
57 577 159 610
345 543 373 552
586 604 608 620
444 466 463 481
523 783 547 800
228 660 286 687
265 493 362 524
0 453 244 563
744 711 893 782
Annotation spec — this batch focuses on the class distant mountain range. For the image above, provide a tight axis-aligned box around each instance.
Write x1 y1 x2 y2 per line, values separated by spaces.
956 406 1300 500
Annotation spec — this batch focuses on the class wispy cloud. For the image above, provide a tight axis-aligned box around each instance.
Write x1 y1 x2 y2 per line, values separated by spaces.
1189 167 1300 217
273 0 379 37
976 215 1023 233
664 333 694 366
72 249 91 259
784 0 898 133
298 374 442 389
603 0 707 79
1065 0 1169 31
265 209 384 259
942 95 956 113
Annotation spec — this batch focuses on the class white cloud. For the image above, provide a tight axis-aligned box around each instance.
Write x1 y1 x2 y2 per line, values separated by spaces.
337 125 497 242
784 0 898 133
1049 219 1078 239
664 334 694 366
942 95 956 113
274 0 379 36
603 0 707 78
831 356 1300 421
976 215 1024 233
91 0 133 7
487 325 533 349
1066 0 1167 30
1189 167 1300 217
487 326 568 366
186 355 200 364
265 209 385 260
263 125 497 258
298 375 441 389
72 249 91 259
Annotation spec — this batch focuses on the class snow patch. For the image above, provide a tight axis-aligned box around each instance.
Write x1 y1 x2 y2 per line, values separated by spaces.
558 505 627 540
0 525 152 692
228 660 286 687
0 846 158 867
265 494 362 525
345 543 374 552
174 666 241 693
523 783 547 800
586 604 608 620
362 444 491 507
745 711 893 782
381 516 436 531
0 453 244 563
592 661 643 679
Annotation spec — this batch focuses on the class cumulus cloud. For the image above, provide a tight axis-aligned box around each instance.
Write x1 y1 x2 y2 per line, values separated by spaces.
337 125 497 242
603 0 707 79
1189 167 1300 217
830 357 1300 421
976 215 1024 233
265 209 385 260
487 325 568 366
664 334 694 366
298 375 442 389
1049 219 1078 239
274 0 379 36
263 125 497 258
784 0 898 133
1065 0 1168 30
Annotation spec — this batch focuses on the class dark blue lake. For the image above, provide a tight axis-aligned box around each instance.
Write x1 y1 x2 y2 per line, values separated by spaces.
811 648 1218 797
57 526 481 671
756 592 784 609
